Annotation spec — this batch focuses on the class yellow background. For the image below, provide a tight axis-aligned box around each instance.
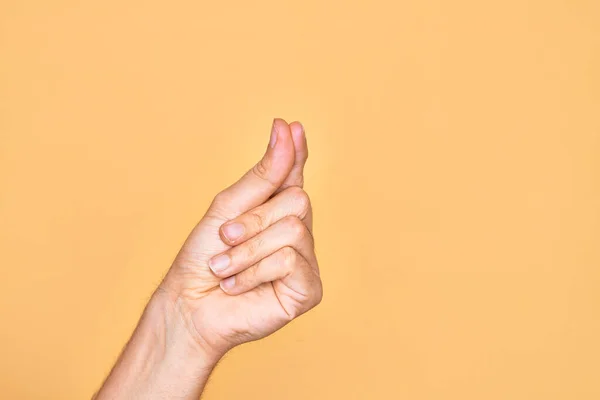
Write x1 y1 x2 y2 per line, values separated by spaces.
1 1 599 399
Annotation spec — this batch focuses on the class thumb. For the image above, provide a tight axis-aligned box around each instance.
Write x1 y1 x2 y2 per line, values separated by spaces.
209 118 295 219
275 121 308 194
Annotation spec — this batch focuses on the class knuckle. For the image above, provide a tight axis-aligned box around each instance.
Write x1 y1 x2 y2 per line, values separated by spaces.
285 186 311 214
283 215 306 240
245 263 260 284
212 190 228 207
245 236 263 259
314 279 324 305
248 210 266 232
304 270 323 309
280 246 297 272
251 158 271 182
313 284 323 307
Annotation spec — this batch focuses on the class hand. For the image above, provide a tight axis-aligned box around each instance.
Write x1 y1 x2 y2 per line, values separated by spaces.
95 119 322 400
160 118 322 357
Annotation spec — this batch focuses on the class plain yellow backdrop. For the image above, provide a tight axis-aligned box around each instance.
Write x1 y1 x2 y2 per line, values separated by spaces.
1 0 599 399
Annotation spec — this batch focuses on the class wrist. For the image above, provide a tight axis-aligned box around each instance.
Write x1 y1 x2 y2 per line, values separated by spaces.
147 288 225 370
157 271 236 359
96 290 223 399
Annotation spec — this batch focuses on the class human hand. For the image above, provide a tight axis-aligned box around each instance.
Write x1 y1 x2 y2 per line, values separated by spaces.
160 118 322 359
95 119 322 399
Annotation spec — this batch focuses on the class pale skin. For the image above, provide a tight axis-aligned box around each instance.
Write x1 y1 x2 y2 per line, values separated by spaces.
94 119 322 399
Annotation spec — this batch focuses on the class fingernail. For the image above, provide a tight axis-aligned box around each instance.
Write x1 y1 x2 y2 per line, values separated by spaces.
222 223 245 242
291 122 304 139
269 120 278 148
209 254 230 274
220 276 236 291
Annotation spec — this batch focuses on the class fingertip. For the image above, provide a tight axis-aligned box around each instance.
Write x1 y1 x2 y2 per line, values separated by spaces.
272 118 290 146
289 121 303 138
269 117 295 169
289 121 308 161
220 276 236 293
220 222 245 244
210 118 297 218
